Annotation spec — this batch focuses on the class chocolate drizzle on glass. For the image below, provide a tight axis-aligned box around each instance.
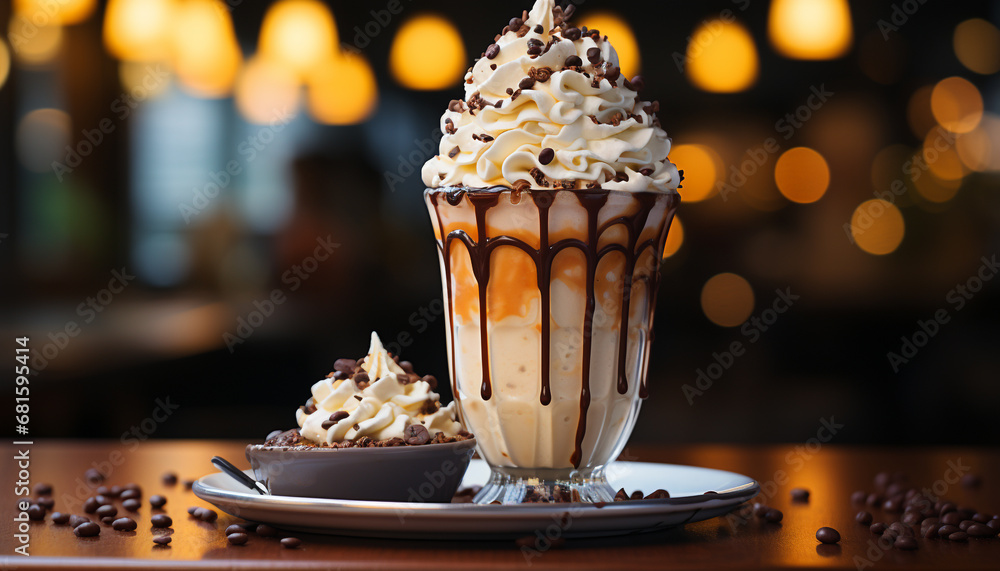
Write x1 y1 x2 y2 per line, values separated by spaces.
428 186 679 467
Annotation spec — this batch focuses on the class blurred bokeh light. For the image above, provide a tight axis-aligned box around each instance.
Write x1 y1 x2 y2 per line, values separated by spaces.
578 12 640 78
0 39 10 90
15 109 71 173
700 273 755 327
14 0 96 26
8 15 63 66
169 0 241 98
307 51 378 125
953 18 1000 75
103 0 175 62
259 0 337 79
907 85 937 139
931 76 984 134
686 19 758 93
774 147 830 204
768 0 853 60
236 55 302 125
850 199 905 255
390 14 465 91
669 144 723 202
662 217 684 259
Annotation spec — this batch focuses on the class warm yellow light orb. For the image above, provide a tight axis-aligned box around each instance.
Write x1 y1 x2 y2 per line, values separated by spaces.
686 19 759 93
390 14 466 91
774 147 830 204
259 0 337 78
768 0 853 60
308 52 378 125
577 12 640 78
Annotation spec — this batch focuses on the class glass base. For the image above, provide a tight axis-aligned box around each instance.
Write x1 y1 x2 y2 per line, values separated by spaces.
473 466 617 504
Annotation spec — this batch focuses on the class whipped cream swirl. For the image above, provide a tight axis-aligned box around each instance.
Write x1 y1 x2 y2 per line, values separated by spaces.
422 0 679 192
296 332 464 444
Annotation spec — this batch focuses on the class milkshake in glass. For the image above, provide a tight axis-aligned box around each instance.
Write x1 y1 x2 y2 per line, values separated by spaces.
422 0 682 504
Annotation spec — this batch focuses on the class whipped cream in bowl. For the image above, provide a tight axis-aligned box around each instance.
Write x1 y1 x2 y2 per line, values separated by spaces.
245 332 476 502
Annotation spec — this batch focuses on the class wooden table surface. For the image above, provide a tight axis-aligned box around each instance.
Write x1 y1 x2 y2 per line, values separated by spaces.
1 440 998 570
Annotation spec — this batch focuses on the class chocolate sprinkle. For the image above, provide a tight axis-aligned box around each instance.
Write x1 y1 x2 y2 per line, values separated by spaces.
448 146 460 159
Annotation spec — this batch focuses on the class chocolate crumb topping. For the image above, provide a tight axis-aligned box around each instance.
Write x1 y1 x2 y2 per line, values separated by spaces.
534 24 543 34
565 55 583 68
519 76 536 90
448 146 461 159
529 166 549 188
528 66 553 83
586 47 602 64
444 119 456 135
563 27 581 41
558 179 576 189
447 100 466 113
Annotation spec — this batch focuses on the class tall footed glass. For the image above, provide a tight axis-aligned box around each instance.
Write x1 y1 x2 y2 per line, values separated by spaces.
425 187 680 504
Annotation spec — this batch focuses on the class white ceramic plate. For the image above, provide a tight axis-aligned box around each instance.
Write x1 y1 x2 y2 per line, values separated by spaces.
193 460 758 539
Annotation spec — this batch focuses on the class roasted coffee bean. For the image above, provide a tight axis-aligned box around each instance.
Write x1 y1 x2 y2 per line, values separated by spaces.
972 512 991 523
100 516 113 526
398 361 414 374
753 503 770 518
34 483 53 496
112 517 137 531
870 522 888 535
85 468 105 484
967 523 993 537
74 522 101 537
162 472 178 486
565 55 583 67
866 493 882 508
961 474 982 489
485 43 500 59
69 515 90 528
27 504 46 521
196 508 218 522
923 526 938 539
856 511 873 525
404 424 430 445
627 75 645 92
958 520 975 531
83 497 101 514
816 527 840 544
256 524 278 537
922 517 939 529
120 489 141 501
36 496 55 510
333 358 356 373
987 519 1000 531
939 502 957 515
149 495 167 508
902 512 921 525
941 512 963 525
51 512 70 525
123 499 141 512
96 486 110 496
353 372 370 385
420 375 437 389
227 532 249 545
948 531 968 541
187 506 199 515
883 497 903 513
281 537 302 549
125 482 140 491
764 509 783 523
153 535 171 545
96 505 117 519
563 27 581 40
644 489 670 500
151 514 172 528
586 47 602 64
886 483 905 497
895 536 918 550
183 479 195 490
938 524 960 537
539 147 555 166
109 485 124 497
790 488 810 502
887 522 907 536
225 524 246 535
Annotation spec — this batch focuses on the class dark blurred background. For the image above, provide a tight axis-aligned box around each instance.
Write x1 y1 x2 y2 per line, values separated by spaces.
2 0 998 446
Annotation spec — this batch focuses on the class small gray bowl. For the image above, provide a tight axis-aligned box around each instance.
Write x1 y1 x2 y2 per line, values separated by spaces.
245 439 476 503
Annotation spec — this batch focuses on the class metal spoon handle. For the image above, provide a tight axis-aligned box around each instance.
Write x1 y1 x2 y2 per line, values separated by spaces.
211 456 268 495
